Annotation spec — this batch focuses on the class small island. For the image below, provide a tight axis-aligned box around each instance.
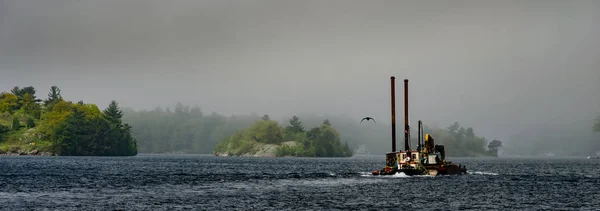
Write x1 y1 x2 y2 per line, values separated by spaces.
213 115 353 157
0 86 137 156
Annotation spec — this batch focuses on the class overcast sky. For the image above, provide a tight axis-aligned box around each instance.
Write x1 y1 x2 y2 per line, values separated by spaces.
1 0 599 141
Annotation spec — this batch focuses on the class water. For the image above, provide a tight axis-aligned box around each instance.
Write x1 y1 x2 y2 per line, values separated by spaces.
1 154 599 210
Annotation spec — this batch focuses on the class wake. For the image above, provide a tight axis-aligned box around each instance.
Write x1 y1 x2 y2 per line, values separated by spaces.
358 171 499 177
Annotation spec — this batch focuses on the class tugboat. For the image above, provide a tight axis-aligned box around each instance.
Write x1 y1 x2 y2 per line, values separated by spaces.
371 77 467 176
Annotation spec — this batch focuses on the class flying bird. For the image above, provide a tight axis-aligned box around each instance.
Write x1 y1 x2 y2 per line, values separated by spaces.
360 117 376 124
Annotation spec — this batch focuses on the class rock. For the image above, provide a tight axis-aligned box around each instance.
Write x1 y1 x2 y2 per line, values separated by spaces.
252 143 278 157
214 141 307 157
17 149 26 155
28 150 39 155
213 152 230 157
282 141 299 147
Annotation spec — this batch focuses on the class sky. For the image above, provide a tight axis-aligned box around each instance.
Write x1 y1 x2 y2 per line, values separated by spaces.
1 0 599 142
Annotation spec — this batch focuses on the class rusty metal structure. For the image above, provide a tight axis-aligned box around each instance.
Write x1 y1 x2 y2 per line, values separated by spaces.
372 76 467 176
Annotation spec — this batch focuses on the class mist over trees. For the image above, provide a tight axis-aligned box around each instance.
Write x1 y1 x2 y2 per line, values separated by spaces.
122 103 500 157
122 103 257 154
503 119 599 156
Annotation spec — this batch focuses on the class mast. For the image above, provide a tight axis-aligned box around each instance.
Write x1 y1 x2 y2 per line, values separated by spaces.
390 76 396 152
404 79 410 151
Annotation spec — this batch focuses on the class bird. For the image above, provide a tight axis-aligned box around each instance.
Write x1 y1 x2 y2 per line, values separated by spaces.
360 117 376 124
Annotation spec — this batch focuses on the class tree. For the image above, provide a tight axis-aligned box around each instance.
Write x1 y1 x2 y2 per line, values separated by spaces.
103 100 124 125
10 87 19 97
447 122 460 134
261 114 270 121
44 87 65 112
286 115 305 133
465 127 475 138
20 93 41 118
323 119 331 126
0 92 19 114
45 86 62 106
11 86 40 102
249 120 283 144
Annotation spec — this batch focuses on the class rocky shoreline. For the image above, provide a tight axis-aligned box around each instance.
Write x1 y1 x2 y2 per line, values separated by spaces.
0 149 55 156
213 141 300 157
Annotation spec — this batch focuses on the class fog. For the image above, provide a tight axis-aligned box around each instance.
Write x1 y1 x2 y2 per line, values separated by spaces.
1 0 599 152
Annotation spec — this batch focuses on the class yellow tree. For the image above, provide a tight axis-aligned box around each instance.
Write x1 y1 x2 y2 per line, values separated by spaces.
0 92 19 114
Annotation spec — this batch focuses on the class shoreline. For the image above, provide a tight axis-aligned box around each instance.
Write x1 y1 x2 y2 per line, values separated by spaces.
0 149 55 156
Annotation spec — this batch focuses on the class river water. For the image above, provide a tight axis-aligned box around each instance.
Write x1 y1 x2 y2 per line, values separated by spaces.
1 154 599 210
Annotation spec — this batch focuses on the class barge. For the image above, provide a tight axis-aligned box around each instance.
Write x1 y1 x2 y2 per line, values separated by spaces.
371 77 467 176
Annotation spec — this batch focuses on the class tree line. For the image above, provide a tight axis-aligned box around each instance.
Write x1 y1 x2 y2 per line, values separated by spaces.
122 104 500 157
0 86 137 156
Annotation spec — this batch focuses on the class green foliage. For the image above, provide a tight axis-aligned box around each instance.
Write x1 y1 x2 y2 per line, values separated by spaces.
248 120 284 144
26 117 35 128
0 124 8 132
216 116 353 157
40 100 137 156
285 116 305 134
276 144 307 157
44 86 63 111
102 100 124 125
9 86 41 111
11 116 20 131
19 93 41 118
0 92 19 114
422 121 495 157
0 85 137 156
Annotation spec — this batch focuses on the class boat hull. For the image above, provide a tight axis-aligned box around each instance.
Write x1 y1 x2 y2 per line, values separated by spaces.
371 164 467 176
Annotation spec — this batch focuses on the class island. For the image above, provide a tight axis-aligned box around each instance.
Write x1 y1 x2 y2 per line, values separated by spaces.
0 86 137 156
213 115 353 157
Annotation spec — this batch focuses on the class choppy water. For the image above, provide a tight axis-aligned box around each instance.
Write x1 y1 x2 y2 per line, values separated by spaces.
1 154 599 210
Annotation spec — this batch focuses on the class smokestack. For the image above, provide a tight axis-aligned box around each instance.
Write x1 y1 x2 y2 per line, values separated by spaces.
418 120 422 150
390 76 396 152
404 79 410 151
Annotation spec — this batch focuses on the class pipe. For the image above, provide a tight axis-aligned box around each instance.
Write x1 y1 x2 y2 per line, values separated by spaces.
418 120 422 151
390 76 396 152
404 79 410 151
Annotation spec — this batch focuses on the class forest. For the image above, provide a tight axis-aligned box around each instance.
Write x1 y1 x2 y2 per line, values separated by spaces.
0 86 137 156
122 103 502 157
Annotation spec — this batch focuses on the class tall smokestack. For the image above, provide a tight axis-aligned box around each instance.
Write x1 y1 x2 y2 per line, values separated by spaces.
404 79 410 151
418 120 422 150
390 76 396 152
